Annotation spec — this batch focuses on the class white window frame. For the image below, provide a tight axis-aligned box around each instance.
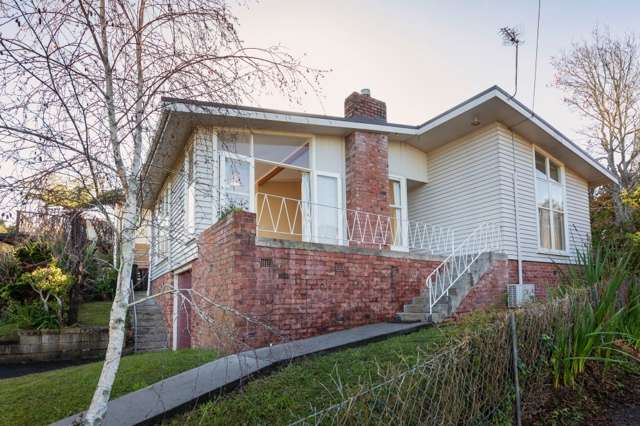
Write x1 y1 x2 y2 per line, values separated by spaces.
219 151 255 213
184 143 196 235
215 129 314 220
311 171 343 245
532 146 569 256
389 175 409 251
158 181 171 261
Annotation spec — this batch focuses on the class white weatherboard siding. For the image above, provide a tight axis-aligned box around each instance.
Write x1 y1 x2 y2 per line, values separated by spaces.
496 125 591 263
408 124 503 250
407 122 592 264
150 128 217 280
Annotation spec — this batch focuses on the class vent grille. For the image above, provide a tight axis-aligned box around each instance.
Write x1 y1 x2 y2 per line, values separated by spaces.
335 263 345 273
260 258 273 268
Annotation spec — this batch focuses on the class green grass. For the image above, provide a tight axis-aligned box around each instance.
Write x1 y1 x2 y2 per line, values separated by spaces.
76 301 113 327
0 349 217 426
166 318 486 426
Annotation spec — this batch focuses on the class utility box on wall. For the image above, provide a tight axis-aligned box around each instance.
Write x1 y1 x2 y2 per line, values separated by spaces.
507 284 536 308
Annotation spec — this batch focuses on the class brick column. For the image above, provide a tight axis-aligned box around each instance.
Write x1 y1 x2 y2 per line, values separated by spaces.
344 90 390 248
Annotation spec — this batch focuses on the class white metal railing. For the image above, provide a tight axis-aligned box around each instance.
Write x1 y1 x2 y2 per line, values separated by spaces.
255 193 455 255
427 222 501 315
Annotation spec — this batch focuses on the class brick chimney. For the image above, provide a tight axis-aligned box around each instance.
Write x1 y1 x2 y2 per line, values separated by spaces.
343 89 390 248
344 88 387 122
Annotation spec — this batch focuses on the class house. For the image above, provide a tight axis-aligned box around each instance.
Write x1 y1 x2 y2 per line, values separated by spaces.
143 86 616 352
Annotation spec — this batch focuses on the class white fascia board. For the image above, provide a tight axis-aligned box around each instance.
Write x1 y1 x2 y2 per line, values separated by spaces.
414 88 617 186
166 102 419 136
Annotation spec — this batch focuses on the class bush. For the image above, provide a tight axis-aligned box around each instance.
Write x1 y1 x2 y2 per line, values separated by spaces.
7 301 59 329
14 240 53 271
0 252 25 305
94 267 118 300
17 263 74 325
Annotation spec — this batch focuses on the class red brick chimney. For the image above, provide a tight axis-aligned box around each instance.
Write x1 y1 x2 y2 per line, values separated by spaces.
344 88 387 122
343 89 390 248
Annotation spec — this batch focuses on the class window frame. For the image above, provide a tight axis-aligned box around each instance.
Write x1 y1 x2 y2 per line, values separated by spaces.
215 128 314 221
156 181 171 262
311 170 343 245
532 146 569 256
219 151 255 213
388 175 409 251
184 143 196 235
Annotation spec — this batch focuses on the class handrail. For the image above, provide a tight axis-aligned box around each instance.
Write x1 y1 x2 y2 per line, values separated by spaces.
255 192 455 255
427 222 501 315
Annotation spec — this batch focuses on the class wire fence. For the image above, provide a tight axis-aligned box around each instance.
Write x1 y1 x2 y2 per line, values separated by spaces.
289 293 587 425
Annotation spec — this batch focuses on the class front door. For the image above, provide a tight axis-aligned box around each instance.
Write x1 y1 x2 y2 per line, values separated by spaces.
176 271 192 349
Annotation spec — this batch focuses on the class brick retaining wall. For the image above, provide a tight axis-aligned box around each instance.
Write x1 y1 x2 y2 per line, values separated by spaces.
150 212 570 351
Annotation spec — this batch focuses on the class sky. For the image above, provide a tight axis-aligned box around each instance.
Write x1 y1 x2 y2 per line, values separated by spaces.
232 0 640 144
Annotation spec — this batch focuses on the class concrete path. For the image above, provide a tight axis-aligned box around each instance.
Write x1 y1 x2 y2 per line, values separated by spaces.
52 321 428 426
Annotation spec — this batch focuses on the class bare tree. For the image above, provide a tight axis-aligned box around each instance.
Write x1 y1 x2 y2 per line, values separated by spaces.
0 1 322 424
552 28 640 229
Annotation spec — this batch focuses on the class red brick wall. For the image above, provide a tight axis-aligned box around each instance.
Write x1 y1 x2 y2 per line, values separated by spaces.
344 91 387 122
189 211 257 353
345 131 390 249
456 259 568 316
456 258 510 315
508 260 567 299
182 211 438 351
252 245 439 345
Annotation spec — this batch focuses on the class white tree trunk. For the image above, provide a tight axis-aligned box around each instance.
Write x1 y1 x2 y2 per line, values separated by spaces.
83 184 139 425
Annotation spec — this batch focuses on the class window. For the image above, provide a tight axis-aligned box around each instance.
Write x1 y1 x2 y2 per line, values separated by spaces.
389 177 407 249
253 134 309 168
220 153 253 212
534 150 566 252
158 182 171 259
185 145 195 234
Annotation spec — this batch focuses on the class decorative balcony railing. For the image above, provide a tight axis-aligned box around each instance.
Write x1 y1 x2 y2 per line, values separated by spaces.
255 192 455 256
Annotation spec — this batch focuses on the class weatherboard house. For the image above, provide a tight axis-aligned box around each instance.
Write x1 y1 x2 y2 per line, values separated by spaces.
144 86 615 351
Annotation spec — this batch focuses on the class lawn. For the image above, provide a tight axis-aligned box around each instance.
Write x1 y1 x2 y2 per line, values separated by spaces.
0 349 217 426
163 317 489 426
76 300 113 327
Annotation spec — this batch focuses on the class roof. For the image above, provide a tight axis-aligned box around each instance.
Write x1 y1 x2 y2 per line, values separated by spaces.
143 85 617 207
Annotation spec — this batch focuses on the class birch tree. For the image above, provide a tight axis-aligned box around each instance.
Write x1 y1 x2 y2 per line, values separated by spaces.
552 28 640 230
0 1 321 424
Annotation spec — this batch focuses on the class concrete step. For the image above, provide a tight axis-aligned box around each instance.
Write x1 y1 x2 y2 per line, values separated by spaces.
395 312 428 322
428 312 447 323
403 303 426 313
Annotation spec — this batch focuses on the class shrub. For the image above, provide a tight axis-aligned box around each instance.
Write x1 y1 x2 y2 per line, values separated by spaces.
0 252 25 305
94 267 118 300
17 263 74 325
14 240 53 271
7 301 60 329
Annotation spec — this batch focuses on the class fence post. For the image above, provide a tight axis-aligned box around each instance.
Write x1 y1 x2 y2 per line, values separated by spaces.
510 311 522 426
